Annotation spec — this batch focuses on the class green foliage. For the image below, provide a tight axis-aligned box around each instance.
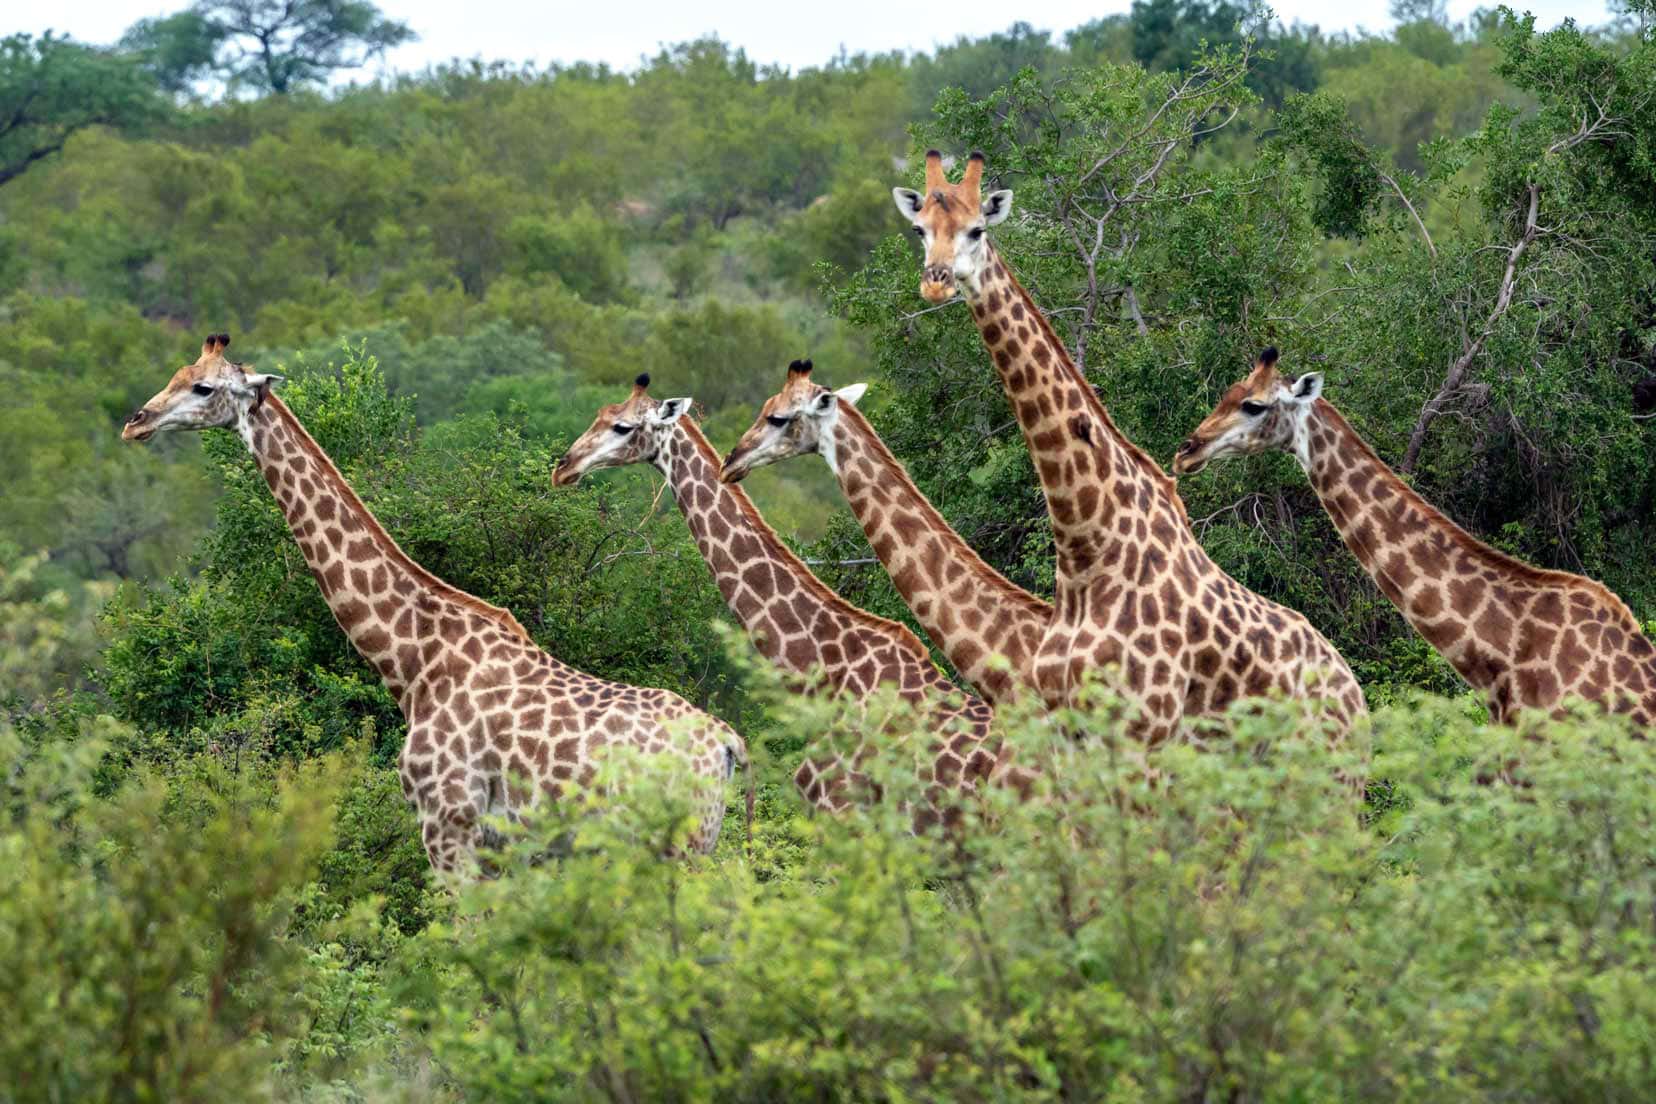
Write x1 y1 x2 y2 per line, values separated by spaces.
0 546 113 708
0 297 217 580
0 721 351 1101
1276 91 1386 237
121 10 225 96
388 686 1656 1101
284 321 570 424
0 33 164 189
505 204 632 304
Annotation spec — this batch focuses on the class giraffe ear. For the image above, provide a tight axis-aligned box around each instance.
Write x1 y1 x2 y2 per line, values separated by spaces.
649 397 693 424
833 383 869 407
243 371 284 393
982 189 1013 225
892 187 924 219
243 372 284 410
1289 373 1323 403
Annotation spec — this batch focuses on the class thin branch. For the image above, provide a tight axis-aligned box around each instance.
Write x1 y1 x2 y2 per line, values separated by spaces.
1123 286 1149 337
1376 168 1435 258
1402 183 1542 474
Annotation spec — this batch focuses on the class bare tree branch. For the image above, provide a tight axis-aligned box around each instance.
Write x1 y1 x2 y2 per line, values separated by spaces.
1376 168 1435 258
1402 183 1542 474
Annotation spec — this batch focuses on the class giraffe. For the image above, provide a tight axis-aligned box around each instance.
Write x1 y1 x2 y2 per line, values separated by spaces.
893 151 1367 744
551 374 1010 814
722 358 1051 705
122 335 746 873
1173 348 1656 726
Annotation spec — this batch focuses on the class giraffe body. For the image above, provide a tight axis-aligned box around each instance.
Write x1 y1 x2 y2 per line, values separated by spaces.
124 337 744 873
554 377 1007 813
722 360 1051 705
1174 353 1656 725
895 154 1367 744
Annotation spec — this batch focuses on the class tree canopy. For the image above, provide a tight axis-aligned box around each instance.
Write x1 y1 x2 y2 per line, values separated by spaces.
0 33 162 187
123 0 414 95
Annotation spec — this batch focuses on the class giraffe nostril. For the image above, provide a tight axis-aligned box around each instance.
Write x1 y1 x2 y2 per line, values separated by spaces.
126 409 148 424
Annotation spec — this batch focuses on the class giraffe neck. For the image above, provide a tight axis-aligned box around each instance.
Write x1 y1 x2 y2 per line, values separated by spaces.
825 403 1050 702
238 397 530 702
967 242 1192 585
1298 399 1647 689
653 418 935 690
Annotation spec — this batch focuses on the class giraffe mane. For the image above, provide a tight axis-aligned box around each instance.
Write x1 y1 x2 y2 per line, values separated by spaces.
675 418 937 664
1315 399 1645 627
264 395 533 643
836 403 1052 620
996 251 1191 525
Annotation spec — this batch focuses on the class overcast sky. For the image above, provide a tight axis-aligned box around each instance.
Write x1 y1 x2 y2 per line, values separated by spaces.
25 1 1617 75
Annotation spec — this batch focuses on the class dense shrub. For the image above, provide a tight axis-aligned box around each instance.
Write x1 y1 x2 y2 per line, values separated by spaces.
393 685 1655 1102
0 721 351 1102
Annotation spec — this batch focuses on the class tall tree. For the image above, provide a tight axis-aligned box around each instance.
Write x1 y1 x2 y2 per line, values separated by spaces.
123 0 415 95
0 33 162 188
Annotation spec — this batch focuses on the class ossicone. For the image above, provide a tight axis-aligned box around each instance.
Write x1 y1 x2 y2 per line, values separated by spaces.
788 358 813 377
634 372 651 390
1258 346 1279 368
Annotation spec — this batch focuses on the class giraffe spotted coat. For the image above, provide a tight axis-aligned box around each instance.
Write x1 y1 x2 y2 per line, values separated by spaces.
1175 353 1656 726
723 359 1051 706
555 377 1012 815
895 153 1367 747
124 336 745 874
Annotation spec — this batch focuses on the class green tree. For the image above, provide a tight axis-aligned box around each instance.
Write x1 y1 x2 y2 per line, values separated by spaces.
1128 0 1319 106
0 33 162 188
119 11 226 96
128 0 416 95
908 21 1058 110
505 204 632 304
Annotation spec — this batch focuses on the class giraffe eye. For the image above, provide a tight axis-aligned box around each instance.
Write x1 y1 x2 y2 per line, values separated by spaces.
191 383 215 396
766 415 793 429
612 423 635 436
1240 400 1270 417
911 226 925 238
968 226 984 240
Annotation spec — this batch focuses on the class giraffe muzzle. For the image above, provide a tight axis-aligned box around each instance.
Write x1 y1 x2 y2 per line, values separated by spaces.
1170 438 1209 476
550 457 582 487
720 447 753 484
122 408 156 442
920 265 957 303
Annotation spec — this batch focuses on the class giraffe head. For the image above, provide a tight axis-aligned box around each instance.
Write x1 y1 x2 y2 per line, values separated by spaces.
551 373 694 485
1171 348 1324 476
122 333 284 443
719 359 868 483
892 150 1014 304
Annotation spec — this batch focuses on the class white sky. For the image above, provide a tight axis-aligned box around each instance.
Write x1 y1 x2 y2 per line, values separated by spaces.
22 1 1617 75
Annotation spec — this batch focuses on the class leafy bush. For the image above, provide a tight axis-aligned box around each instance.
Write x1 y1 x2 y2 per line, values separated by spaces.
0 721 351 1102
392 683 1655 1102
506 205 633 305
